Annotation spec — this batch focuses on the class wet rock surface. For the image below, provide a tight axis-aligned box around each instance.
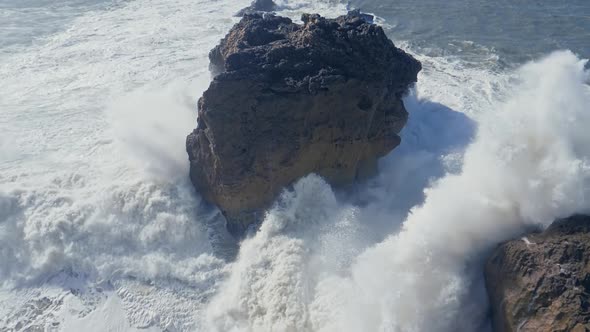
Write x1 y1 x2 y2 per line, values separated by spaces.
186 11 421 235
485 215 590 332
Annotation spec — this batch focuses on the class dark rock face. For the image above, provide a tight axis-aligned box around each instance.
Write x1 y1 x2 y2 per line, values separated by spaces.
485 215 590 332
235 0 277 17
186 11 421 235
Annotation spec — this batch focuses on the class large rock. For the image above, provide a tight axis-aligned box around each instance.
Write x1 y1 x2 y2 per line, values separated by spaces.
186 11 421 235
485 215 590 332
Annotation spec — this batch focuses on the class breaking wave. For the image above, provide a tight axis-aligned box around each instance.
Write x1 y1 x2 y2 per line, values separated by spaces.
204 51 590 331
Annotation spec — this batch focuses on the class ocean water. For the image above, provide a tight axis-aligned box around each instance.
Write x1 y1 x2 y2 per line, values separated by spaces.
1 0 589 331
352 0 590 65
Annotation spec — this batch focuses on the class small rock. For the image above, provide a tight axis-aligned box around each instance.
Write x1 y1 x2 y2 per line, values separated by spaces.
235 0 277 17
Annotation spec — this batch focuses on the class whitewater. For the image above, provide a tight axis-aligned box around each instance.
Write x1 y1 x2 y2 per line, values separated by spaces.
1 0 589 331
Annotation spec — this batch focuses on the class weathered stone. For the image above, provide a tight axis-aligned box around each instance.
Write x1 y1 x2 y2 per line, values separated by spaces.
485 215 590 332
186 11 421 235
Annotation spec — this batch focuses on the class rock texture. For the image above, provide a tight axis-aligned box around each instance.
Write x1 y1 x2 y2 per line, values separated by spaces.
485 215 590 332
186 11 421 235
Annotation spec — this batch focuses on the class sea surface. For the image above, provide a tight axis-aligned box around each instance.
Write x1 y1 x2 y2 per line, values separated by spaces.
1 0 589 331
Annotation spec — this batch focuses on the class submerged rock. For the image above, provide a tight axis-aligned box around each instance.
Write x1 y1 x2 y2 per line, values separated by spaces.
186 11 421 235
485 215 590 332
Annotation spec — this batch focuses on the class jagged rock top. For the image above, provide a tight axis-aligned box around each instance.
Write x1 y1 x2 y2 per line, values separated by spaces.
209 12 421 95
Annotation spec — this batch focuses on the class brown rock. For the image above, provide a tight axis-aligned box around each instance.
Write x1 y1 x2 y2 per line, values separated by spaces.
186 11 421 235
485 215 590 332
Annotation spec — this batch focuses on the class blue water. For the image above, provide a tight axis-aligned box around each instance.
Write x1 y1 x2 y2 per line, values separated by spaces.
352 0 590 65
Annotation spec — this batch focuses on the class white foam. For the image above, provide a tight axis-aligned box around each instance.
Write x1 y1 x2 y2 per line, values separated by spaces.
61 292 160 332
0 0 246 329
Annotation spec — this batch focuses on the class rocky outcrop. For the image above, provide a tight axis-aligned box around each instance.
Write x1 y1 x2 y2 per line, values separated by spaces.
186 11 421 235
235 0 277 17
485 215 590 332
